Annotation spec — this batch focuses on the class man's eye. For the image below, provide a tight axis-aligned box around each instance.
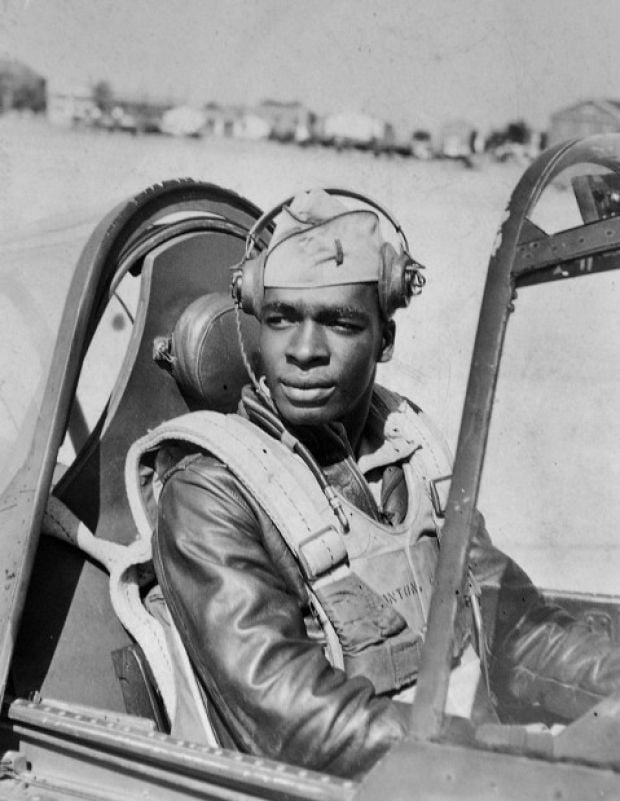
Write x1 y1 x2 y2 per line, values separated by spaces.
265 314 291 328
332 319 362 332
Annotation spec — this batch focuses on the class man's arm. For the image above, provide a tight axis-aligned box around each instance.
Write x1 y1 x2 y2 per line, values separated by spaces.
153 451 409 778
471 515 620 721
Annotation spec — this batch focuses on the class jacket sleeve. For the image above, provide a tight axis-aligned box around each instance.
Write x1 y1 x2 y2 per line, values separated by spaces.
470 514 620 722
152 452 410 778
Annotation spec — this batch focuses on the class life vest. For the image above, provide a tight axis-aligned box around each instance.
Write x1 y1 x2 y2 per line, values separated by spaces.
126 384 472 697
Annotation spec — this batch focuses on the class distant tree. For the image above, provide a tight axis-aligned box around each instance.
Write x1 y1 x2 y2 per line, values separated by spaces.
0 71 14 111
93 80 114 112
0 60 46 113
506 119 531 144
13 76 46 112
485 120 532 152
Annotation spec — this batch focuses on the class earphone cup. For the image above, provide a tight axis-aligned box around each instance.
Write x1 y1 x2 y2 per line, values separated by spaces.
379 242 413 318
237 253 265 317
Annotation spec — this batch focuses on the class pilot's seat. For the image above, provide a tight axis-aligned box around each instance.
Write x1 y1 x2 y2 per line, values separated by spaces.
10 182 264 731
140 292 262 745
133 291 262 745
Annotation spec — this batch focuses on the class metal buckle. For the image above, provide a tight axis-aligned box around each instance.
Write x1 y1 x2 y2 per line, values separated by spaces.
429 474 452 518
298 524 348 579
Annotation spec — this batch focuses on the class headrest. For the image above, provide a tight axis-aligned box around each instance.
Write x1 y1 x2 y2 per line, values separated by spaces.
153 292 260 412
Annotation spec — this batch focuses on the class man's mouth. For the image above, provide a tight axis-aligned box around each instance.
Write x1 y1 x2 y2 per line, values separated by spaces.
279 380 335 405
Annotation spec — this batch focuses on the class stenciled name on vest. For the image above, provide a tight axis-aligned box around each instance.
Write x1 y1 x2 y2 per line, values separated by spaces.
382 581 418 608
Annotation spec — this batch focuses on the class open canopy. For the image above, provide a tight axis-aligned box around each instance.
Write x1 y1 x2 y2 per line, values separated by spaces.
0 179 264 708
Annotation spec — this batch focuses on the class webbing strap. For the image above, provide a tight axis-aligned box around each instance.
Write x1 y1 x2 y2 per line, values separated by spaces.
373 384 453 521
126 412 348 580
343 634 423 694
124 389 463 694
127 386 454 578
43 496 178 724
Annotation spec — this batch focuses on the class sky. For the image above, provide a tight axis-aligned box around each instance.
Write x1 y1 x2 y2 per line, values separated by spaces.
2 0 620 134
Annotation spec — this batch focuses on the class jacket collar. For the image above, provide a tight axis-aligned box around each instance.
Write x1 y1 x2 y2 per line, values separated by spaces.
239 383 421 477
356 391 421 476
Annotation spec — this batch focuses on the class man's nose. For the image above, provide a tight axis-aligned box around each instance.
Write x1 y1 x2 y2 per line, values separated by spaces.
286 320 329 366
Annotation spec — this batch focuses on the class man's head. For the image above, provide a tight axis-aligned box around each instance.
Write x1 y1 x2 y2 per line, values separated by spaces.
255 189 396 434
234 188 422 322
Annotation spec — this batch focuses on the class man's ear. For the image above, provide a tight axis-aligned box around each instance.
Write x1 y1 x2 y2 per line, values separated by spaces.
378 320 396 363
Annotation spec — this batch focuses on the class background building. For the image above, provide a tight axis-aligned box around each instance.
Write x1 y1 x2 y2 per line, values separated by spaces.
0 59 46 113
548 99 620 146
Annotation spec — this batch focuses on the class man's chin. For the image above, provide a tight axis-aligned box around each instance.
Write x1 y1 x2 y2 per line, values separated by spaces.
273 396 336 428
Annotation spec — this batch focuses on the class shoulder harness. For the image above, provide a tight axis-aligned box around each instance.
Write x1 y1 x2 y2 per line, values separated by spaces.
126 385 470 697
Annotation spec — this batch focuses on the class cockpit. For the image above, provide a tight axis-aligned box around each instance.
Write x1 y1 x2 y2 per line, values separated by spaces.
3 138 620 799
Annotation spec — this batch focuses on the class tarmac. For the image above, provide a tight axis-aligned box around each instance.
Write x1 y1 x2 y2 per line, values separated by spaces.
2 114 617 595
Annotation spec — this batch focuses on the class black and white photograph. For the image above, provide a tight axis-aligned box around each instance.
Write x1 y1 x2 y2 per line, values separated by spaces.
2 1 620 797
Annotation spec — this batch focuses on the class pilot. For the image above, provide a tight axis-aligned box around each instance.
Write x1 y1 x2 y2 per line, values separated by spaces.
150 189 620 778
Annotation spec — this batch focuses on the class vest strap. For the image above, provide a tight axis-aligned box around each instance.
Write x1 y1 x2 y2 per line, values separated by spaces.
126 412 348 582
344 635 424 694
298 524 348 578
126 385 464 695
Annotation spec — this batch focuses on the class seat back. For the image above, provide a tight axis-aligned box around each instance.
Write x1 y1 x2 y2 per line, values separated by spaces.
12 186 263 715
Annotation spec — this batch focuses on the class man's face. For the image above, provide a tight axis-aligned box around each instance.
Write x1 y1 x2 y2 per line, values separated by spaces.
259 283 393 429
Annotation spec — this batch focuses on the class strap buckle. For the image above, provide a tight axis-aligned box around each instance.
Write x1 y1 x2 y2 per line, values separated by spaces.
429 474 452 518
298 524 348 580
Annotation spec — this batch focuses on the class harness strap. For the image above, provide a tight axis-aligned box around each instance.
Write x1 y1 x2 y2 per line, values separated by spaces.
372 389 489 691
125 387 474 697
373 385 453 523
43 496 178 725
127 412 348 581
43 495 219 745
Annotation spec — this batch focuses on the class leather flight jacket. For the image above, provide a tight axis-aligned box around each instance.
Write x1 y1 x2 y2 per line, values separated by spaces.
148 383 470 696
151 385 620 778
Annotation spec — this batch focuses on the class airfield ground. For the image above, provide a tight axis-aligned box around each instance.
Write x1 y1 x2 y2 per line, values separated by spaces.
2 114 618 595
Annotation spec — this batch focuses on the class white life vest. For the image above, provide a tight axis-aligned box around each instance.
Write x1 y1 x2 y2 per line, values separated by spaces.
126 385 472 697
